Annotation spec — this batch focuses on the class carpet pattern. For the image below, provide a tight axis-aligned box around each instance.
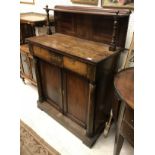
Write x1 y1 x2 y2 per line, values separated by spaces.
20 120 60 155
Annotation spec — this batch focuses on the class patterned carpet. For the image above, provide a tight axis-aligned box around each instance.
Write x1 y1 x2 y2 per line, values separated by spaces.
20 120 60 155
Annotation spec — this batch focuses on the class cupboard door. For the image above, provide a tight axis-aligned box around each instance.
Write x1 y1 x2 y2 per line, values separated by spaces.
30 58 37 83
40 60 63 110
65 71 89 128
20 53 31 78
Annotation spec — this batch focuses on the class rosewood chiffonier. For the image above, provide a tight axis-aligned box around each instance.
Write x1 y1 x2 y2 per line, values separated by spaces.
27 6 130 147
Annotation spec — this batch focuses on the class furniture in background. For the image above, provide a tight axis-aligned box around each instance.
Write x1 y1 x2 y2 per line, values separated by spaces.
28 6 130 147
20 12 54 44
20 10 54 85
20 44 37 86
113 68 134 155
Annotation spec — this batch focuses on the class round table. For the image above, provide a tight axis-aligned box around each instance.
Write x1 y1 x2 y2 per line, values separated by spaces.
113 68 134 155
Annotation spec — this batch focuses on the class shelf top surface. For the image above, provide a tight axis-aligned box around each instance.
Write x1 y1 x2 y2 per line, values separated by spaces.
28 33 120 63
52 5 131 17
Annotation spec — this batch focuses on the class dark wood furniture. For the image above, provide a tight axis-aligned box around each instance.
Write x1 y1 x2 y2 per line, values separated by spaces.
20 11 54 85
20 44 37 85
113 68 134 155
27 6 130 147
20 12 54 44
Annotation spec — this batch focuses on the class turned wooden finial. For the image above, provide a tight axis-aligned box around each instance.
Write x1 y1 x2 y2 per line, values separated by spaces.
109 11 119 51
44 5 52 35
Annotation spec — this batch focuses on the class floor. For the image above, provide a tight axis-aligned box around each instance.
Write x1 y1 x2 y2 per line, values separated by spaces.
20 80 134 155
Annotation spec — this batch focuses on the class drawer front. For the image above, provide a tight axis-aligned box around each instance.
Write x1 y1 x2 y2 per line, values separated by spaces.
33 46 63 67
63 56 96 81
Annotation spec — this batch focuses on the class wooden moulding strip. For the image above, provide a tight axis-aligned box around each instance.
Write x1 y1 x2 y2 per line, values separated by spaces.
37 101 103 147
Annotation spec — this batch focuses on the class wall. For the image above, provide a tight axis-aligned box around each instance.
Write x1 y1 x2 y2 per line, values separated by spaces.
20 0 101 13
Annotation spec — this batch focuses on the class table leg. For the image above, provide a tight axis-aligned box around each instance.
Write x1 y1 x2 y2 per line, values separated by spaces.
114 134 124 155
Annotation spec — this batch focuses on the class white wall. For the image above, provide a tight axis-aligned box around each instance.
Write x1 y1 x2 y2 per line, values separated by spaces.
20 0 102 13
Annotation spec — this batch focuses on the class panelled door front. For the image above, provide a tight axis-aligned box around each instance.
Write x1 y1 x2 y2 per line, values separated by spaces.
64 70 89 128
39 60 63 111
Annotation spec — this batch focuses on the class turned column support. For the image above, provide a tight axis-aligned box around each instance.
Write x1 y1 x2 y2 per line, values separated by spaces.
44 5 52 35
86 83 96 137
109 11 119 51
33 57 44 102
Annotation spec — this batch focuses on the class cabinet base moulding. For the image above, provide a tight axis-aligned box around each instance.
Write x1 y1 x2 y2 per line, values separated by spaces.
37 101 105 148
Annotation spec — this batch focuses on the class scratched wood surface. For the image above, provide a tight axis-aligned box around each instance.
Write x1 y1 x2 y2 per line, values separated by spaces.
28 33 117 63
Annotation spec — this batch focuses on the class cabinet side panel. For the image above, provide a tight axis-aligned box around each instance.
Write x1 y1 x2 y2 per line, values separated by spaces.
94 53 120 132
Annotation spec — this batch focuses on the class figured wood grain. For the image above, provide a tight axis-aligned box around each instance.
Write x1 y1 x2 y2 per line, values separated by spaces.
63 56 88 78
40 60 63 110
33 46 63 67
27 6 127 147
28 33 114 63
66 71 89 127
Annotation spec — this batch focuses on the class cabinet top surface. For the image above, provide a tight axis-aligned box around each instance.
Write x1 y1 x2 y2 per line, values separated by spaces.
28 33 118 63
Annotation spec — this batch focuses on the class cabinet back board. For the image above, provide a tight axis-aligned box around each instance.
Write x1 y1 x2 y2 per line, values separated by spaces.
54 5 130 48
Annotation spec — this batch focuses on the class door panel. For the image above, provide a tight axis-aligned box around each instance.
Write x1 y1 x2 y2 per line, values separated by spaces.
40 60 62 110
65 71 89 127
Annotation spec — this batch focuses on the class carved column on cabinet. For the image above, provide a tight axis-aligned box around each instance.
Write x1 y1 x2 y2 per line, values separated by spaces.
109 11 119 51
44 5 52 35
34 57 44 102
86 83 96 137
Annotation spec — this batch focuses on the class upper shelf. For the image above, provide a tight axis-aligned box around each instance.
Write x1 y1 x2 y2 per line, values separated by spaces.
51 5 131 17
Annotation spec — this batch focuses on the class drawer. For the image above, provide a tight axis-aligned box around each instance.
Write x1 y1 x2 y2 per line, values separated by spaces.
33 46 63 67
63 56 87 76
63 56 96 81
123 106 134 127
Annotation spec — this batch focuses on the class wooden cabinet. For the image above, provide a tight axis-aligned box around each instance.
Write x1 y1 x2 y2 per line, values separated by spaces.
28 34 121 147
20 12 54 44
20 12 54 85
20 44 37 86
28 6 130 147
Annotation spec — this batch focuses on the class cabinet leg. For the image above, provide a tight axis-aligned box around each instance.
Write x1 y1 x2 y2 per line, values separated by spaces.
21 77 26 84
114 134 124 155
